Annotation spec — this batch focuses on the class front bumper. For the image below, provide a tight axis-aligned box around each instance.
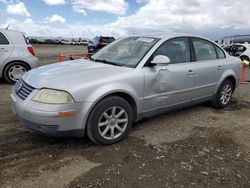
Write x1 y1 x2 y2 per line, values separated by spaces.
10 89 93 137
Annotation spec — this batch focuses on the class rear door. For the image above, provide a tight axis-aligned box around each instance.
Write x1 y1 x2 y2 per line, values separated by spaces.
191 37 222 100
0 31 13 65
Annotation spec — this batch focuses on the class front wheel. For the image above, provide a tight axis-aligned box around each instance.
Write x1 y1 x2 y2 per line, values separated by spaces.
86 96 134 145
212 79 234 108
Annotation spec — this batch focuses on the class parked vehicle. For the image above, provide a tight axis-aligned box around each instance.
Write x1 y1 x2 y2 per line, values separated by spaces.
224 42 250 61
71 40 77 45
77 40 89 45
28 38 45 45
44 39 55 45
54 39 62 45
88 36 115 53
28 38 39 44
0 29 38 83
61 39 71 45
10 34 241 145
37 38 45 44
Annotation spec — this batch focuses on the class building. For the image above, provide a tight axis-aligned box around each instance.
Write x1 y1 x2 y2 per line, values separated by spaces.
222 35 250 46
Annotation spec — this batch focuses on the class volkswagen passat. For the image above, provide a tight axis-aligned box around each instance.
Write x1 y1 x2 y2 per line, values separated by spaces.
10 34 241 145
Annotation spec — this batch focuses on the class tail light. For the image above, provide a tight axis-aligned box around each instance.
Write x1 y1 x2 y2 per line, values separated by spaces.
27 46 35 56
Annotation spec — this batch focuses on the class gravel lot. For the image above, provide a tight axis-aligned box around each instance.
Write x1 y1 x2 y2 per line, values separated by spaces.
0 45 250 188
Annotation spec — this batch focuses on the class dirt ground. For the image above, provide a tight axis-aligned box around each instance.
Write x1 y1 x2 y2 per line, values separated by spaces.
0 45 250 188
33 44 87 65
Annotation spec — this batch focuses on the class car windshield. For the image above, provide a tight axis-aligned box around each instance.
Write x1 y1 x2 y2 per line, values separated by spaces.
91 37 159 68
101 37 115 43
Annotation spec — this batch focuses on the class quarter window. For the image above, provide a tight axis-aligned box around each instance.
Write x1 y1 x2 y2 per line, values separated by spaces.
152 37 190 64
192 38 217 61
0 32 9 45
215 45 226 59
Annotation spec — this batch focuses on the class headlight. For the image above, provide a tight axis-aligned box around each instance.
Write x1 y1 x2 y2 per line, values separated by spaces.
32 89 75 104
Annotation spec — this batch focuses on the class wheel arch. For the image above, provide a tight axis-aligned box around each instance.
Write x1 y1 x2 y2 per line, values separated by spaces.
225 75 236 91
90 91 137 119
104 92 137 117
215 73 237 94
2 60 31 76
83 91 138 133
239 55 249 61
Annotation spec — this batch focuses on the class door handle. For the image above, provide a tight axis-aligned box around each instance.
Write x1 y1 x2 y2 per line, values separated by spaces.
218 65 223 71
159 68 168 71
187 70 194 75
0 48 8 52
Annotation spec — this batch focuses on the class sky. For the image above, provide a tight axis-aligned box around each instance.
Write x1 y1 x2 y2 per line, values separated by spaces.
0 0 249 40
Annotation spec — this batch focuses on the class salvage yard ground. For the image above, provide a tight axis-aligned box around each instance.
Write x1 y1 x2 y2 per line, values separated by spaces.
0 45 250 188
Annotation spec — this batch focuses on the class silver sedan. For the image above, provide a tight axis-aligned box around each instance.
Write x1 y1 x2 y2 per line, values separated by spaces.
10 34 241 145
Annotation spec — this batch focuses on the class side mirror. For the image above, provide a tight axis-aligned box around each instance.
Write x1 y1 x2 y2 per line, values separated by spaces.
151 55 170 65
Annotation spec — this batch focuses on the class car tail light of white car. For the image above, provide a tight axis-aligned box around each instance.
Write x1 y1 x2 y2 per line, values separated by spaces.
27 46 35 56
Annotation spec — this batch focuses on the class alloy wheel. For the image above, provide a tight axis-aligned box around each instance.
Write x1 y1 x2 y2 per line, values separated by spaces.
220 84 232 105
98 106 128 140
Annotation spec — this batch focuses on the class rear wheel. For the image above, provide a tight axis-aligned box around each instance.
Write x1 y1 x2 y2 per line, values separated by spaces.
86 96 134 145
240 55 249 62
3 62 29 84
212 79 234 108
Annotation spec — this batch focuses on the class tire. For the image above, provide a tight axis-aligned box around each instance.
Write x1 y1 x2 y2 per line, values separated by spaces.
240 55 249 62
212 79 234 108
3 62 29 84
86 96 134 145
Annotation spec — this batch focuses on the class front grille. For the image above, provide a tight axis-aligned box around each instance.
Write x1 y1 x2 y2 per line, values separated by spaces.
15 79 35 100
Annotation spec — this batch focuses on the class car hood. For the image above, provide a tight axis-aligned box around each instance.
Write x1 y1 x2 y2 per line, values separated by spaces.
22 59 132 91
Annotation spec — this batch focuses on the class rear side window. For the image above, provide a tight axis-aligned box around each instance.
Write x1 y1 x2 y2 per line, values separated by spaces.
215 45 226 59
0 32 9 45
192 38 217 61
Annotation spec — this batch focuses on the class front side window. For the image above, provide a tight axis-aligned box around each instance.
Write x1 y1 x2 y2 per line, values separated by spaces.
192 38 217 61
0 32 9 45
151 37 190 64
92 37 159 68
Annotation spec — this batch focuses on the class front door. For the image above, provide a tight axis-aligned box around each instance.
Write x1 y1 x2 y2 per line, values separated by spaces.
142 37 195 114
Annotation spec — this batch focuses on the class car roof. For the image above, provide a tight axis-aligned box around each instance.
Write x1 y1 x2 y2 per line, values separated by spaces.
100 36 115 38
130 33 212 41
234 43 250 47
0 29 28 45
0 29 24 34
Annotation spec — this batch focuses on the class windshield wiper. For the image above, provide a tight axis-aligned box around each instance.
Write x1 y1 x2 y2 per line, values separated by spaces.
94 58 120 66
89 56 95 61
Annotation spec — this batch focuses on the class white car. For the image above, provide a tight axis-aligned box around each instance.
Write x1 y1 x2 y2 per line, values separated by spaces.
61 39 71 45
224 42 250 61
77 40 89 45
0 29 38 83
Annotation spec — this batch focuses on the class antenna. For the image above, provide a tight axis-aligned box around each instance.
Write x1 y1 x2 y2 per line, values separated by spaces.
5 23 11 30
